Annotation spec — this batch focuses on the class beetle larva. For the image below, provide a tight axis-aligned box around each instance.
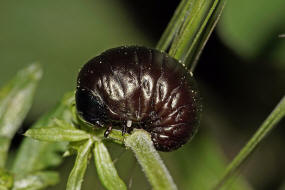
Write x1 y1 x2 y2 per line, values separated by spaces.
76 46 201 151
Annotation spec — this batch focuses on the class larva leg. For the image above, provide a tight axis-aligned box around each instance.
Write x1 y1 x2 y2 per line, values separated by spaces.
104 125 113 137
122 125 127 136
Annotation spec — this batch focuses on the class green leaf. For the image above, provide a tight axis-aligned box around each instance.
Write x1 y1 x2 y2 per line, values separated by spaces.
125 129 177 190
0 64 42 138
25 127 90 142
218 0 285 62
0 64 42 167
0 168 13 189
12 171 59 190
11 92 74 175
93 141 126 190
66 139 93 190
214 96 285 189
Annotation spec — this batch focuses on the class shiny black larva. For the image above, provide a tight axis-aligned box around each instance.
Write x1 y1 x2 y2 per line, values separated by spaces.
75 46 201 151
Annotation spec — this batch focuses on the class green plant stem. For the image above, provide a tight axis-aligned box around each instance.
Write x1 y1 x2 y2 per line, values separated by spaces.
157 0 226 72
156 0 189 51
168 0 213 60
185 0 226 72
125 129 177 190
214 96 285 189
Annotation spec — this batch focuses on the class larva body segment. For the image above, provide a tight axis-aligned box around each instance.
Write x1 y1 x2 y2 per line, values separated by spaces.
76 46 201 151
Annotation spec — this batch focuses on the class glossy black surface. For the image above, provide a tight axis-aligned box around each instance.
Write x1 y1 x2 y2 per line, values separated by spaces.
76 46 201 151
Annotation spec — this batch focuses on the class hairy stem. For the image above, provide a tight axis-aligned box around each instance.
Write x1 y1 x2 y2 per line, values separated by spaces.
125 130 177 190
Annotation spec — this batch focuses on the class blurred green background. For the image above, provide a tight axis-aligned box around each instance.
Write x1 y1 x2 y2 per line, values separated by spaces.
0 0 151 119
1 0 284 189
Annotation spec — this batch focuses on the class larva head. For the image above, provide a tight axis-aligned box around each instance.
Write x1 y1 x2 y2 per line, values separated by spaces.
75 88 108 127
